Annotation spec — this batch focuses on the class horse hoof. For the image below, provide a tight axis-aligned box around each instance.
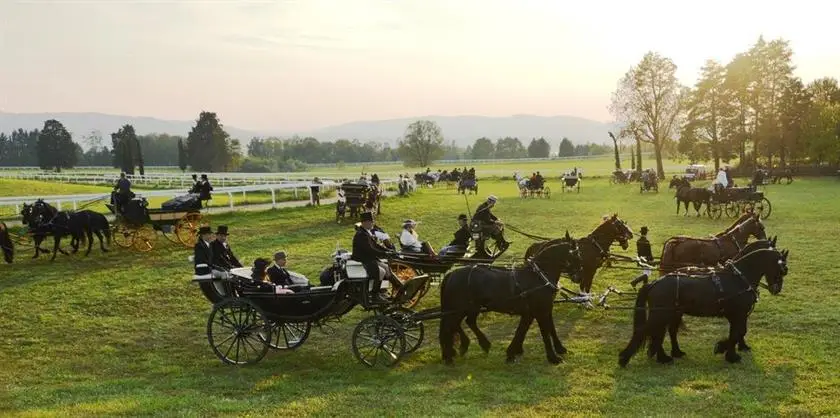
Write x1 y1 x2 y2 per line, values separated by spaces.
618 356 630 368
555 346 568 356
671 349 686 359
738 343 751 352
725 352 742 363
656 354 674 364
548 356 562 365
714 341 727 354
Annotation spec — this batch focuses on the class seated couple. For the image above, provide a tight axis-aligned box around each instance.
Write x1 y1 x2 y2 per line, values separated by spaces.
251 251 310 293
399 214 470 258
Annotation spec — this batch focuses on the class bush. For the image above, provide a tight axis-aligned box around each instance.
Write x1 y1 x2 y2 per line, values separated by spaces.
239 158 273 173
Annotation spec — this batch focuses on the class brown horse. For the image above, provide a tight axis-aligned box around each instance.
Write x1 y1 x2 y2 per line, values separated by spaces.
658 212 767 275
526 214 634 294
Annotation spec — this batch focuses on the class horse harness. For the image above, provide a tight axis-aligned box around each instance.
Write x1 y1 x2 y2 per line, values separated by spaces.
669 261 758 313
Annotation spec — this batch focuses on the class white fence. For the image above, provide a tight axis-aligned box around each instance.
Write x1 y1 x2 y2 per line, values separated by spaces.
0 180 398 218
0 171 347 187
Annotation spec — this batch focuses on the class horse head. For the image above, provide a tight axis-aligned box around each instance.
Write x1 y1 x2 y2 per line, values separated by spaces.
748 213 768 241
595 214 633 250
669 177 687 189
528 231 583 283
20 203 33 225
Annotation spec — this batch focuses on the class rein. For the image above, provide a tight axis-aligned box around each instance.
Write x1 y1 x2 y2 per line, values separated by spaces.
505 224 553 241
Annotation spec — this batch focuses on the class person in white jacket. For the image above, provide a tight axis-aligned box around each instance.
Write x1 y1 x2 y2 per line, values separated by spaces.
713 167 728 194
399 219 435 256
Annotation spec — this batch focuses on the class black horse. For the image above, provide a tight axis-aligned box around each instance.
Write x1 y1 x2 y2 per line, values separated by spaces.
618 248 788 367
20 201 61 258
1 222 13 263
438 232 583 365
22 201 110 260
669 177 712 216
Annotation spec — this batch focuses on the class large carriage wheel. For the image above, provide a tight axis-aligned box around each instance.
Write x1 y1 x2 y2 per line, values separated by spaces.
725 202 741 218
385 307 424 354
708 203 723 219
161 223 181 245
132 225 157 252
351 315 406 368
754 197 772 219
175 213 201 247
259 321 311 350
207 298 270 365
112 221 136 249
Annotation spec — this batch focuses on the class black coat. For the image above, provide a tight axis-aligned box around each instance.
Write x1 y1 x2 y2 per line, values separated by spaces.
636 236 653 263
199 181 213 200
210 240 242 269
193 240 213 274
472 201 498 224
449 225 471 247
267 265 293 286
351 228 390 263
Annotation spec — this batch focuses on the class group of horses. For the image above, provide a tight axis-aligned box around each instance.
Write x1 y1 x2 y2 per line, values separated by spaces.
1 200 111 263
435 211 788 368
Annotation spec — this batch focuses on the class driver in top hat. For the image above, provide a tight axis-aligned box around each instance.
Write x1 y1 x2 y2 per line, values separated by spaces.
211 225 242 270
471 195 510 252
193 226 214 276
351 212 393 304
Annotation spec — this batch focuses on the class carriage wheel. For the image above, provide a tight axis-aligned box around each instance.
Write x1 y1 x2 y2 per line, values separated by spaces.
708 203 723 219
725 202 741 218
132 225 157 252
385 307 424 354
112 222 136 248
207 298 270 365
161 224 181 245
175 213 201 247
755 197 772 219
259 321 311 350
351 315 406 368
544 187 551 199
576 182 580 193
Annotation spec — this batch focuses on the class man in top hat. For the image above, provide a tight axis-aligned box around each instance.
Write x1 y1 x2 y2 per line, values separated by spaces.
211 225 242 270
113 172 134 213
267 251 294 287
631 226 654 288
351 212 392 304
471 195 510 252
189 174 200 194
198 174 213 203
438 214 471 257
193 226 214 276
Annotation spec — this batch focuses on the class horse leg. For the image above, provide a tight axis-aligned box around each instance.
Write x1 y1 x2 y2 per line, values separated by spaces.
465 312 491 354
51 235 62 261
723 314 747 363
439 312 464 365
535 309 562 364
84 228 94 256
683 200 689 216
506 314 534 363
455 323 471 357
95 230 109 253
738 336 751 352
547 310 567 356
648 312 673 364
668 315 686 358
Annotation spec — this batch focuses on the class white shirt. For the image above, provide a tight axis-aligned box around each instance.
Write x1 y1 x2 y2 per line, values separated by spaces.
400 229 422 252
715 170 728 187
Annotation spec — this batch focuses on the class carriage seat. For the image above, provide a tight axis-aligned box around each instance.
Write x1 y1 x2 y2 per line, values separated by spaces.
344 260 391 290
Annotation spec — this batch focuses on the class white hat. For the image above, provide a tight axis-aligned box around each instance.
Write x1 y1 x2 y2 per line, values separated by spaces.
487 195 498 202
402 219 419 226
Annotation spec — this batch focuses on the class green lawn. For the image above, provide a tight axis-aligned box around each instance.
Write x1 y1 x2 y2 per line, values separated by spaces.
1 178 837 416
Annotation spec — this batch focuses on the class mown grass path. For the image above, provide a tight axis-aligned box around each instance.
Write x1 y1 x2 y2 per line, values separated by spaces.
1 178 838 416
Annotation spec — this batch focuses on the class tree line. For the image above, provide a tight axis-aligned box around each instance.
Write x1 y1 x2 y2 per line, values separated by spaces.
610 35 840 177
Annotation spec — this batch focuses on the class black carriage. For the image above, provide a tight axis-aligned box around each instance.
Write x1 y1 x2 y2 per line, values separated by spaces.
194 251 433 368
458 177 478 195
519 179 551 199
610 169 632 185
639 172 659 193
561 174 580 193
107 194 202 252
336 182 380 222
708 186 772 220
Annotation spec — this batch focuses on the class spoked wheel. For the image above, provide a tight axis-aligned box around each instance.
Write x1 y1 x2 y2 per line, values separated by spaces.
708 203 723 219
385 307 424 354
112 221 136 248
725 202 741 218
207 298 270 365
260 321 311 350
544 187 551 199
351 315 406 368
475 238 504 259
175 212 201 247
132 225 156 252
161 224 181 245
755 197 772 219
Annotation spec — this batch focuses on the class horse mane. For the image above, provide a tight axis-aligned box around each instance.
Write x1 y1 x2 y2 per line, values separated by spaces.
715 213 753 237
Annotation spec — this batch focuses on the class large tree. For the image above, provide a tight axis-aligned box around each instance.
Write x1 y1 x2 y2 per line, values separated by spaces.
558 137 575 157
177 138 188 172
680 60 736 170
494 137 526 159
470 137 495 159
610 52 685 177
186 111 234 172
36 119 77 172
607 132 622 170
527 137 551 158
111 124 144 175
397 120 444 167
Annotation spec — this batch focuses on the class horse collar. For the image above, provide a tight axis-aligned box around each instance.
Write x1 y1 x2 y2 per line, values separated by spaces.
588 235 609 257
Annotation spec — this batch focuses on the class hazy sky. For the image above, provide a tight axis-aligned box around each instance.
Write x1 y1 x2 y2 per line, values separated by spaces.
1 0 838 132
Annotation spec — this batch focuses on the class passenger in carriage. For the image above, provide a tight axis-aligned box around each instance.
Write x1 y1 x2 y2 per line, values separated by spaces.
535 171 544 188
472 195 510 251
399 219 435 256
438 214 470 257
193 226 215 276
267 251 293 287
713 167 729 194
113 173 134 213
210 225 242 270
352 212 393 304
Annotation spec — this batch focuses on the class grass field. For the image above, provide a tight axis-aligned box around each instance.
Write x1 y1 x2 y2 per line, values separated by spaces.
1 177 838 416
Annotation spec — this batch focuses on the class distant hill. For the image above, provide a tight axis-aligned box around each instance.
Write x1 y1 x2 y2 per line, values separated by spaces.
0 112 616 149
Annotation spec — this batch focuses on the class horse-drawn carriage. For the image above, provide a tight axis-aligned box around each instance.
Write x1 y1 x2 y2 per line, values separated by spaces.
108 194 203 252
639 171 658 193
458 176 478 195
518 179 550 199
336 182 380 222
683 164 708 180
561 173 581 193
708 186 772 220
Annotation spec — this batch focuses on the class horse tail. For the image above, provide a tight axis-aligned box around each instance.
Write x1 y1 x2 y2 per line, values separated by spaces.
0 222 13 263
618 282 651 367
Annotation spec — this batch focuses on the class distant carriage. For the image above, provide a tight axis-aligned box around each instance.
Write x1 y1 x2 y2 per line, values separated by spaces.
336 182 380 222
517 177 550 199
708 186 772 220
458 176 478 195
610 169 632 185
639 171 659 193
107 193 203 252
683 164 708 181
561 173 580 193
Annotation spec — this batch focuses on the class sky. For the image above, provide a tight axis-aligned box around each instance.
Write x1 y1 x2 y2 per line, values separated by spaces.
1 0 838 132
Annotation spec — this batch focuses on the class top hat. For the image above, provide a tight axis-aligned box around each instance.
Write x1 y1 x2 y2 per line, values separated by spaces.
487 195 498 202
215 225 229 235
458 214 468 221
198 226 212 235
640 226 649 235
360 212 374 222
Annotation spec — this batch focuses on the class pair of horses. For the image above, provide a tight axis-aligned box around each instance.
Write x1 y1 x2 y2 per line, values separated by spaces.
19 200 111 261
438 215 634 364
669 176 712 216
